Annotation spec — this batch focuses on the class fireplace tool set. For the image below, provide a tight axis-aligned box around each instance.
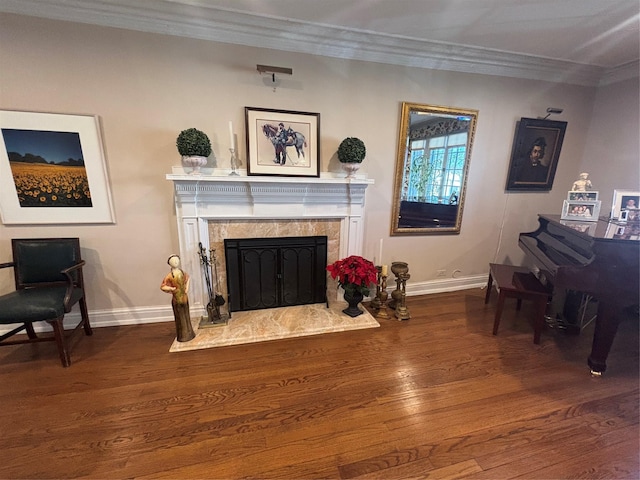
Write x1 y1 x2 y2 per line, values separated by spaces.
197 242 229 327
369 261 411 320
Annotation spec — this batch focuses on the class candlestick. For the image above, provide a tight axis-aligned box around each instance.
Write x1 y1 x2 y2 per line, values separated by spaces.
377 274 389 319
229 148 239 176
228 121 234 148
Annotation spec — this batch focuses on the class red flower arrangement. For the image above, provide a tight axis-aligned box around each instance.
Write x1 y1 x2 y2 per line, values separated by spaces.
327 255 378 296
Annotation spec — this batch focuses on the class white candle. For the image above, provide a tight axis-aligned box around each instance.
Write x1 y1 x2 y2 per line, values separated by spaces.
378 238 383 265
381 264 388 276
228 121 234 149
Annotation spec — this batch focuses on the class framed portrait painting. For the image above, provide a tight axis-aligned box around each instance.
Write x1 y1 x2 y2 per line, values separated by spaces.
245 107 320 177
0 110 115 224
505 117 567 192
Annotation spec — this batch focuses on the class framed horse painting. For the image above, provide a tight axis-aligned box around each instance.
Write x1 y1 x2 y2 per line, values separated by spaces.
245 107 320 177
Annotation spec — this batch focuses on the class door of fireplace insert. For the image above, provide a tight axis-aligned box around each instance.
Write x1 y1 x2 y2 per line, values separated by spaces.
224 236 327 312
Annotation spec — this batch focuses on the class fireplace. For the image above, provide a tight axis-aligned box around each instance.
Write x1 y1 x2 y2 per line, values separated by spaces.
225 235 327 312
166 170 373 315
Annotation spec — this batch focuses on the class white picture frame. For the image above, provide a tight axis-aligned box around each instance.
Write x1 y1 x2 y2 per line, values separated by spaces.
567 190 598 201
0 110 115 224
611 190 640 219
622 207 640 222
559 220 597 235
561 200 601 221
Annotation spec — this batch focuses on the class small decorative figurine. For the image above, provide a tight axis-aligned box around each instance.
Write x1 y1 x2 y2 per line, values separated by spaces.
160 254 196 342
571 172 593 192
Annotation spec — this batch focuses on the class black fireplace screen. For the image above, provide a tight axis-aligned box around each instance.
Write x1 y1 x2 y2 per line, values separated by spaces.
224 236 328 312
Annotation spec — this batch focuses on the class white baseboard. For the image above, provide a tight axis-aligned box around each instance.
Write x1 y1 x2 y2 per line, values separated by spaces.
0 305 177 335
405 274 487 296
1 274 488 334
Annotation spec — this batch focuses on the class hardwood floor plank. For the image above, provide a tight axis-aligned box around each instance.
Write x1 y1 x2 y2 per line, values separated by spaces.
0 288 636 479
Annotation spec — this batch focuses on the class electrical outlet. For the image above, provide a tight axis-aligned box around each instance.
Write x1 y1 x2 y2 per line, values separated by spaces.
436 269 447 277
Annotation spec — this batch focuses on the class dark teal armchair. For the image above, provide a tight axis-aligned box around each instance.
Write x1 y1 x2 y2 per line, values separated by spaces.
0 238 92 367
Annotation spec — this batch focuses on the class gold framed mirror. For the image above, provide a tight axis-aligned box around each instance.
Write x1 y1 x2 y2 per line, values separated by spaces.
390 102 478 235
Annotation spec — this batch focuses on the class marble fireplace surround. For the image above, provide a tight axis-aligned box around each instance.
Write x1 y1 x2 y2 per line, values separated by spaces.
166 170 374 315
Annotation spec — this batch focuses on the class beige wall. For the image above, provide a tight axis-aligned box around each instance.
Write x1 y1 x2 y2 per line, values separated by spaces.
579 76 640 215
0 13 636 321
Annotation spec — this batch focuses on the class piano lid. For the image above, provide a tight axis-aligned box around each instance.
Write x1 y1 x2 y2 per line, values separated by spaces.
520 214 639 305
542 214 640 244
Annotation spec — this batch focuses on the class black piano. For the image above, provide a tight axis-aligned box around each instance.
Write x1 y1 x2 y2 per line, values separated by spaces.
519 214 639 374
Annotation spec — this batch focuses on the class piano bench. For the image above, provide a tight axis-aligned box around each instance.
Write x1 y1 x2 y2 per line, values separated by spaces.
485 263 551 344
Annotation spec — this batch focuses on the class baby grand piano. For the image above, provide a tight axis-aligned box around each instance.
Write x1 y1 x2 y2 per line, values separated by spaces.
519 214 639 374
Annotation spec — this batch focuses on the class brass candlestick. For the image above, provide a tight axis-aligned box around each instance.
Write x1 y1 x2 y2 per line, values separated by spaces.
370 266 383 311
377 273 389 318
389 262 408 309
395 272 411 320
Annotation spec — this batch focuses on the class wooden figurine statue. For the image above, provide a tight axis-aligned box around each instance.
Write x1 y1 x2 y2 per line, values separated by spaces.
160 254 196 342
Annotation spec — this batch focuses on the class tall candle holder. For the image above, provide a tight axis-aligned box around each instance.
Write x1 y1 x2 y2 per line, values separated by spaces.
229 148 239 176
370 266 383 311
377 272 389 318
389 261 408 309
395 272 411 320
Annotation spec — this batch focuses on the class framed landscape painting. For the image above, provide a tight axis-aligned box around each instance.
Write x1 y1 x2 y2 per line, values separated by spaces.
245 107 320 177
0 110 115 224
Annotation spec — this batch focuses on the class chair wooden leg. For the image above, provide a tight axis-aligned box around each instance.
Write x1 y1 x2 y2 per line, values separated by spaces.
484 273 493 304
492 291 506 336
25 322 37 339
79 298 93 336
48 317 71 367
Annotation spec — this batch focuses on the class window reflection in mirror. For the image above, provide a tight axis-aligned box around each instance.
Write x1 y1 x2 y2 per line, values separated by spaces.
391 102 478 235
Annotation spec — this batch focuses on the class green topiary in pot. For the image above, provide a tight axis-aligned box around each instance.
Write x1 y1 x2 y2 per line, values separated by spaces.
176 128 212 157
337 137 366 164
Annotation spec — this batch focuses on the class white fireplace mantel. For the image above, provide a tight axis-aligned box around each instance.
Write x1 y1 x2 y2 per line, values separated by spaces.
167 169 374 309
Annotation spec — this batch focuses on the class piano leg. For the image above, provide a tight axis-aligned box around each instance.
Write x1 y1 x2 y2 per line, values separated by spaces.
547 289 587 334
547 288 566 326
587 301 623 375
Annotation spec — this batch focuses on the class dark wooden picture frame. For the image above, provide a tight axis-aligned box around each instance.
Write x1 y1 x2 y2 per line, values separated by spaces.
505 117 567 192
245 107 320 177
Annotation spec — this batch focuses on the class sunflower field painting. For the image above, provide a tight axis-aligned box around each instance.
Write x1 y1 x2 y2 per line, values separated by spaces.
2 129 93 208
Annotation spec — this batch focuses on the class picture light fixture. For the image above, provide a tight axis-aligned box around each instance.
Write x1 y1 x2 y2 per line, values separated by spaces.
541 107 564 119
257 64 293 83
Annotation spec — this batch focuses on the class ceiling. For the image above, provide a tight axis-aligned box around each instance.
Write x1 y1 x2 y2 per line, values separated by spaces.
1 0 638 86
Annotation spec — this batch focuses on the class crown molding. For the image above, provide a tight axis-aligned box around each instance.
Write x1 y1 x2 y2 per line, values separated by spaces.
598 61 640 86
1 0 634 87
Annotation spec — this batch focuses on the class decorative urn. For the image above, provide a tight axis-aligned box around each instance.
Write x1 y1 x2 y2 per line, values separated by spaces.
176 127 212 174
337 137 366 178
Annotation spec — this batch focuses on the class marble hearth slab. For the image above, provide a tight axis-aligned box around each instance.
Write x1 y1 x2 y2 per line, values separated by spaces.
169 302 380 352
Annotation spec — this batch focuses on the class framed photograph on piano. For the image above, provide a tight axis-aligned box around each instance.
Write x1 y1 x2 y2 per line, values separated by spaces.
561 200 601 221
611 189 640 219
505 117 567 192
568 191 598 201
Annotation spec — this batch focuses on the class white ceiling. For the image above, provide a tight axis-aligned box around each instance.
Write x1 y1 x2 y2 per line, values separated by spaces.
1 0 638 86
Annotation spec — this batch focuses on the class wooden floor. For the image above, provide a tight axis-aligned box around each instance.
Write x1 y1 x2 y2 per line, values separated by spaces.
0 288 638 479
